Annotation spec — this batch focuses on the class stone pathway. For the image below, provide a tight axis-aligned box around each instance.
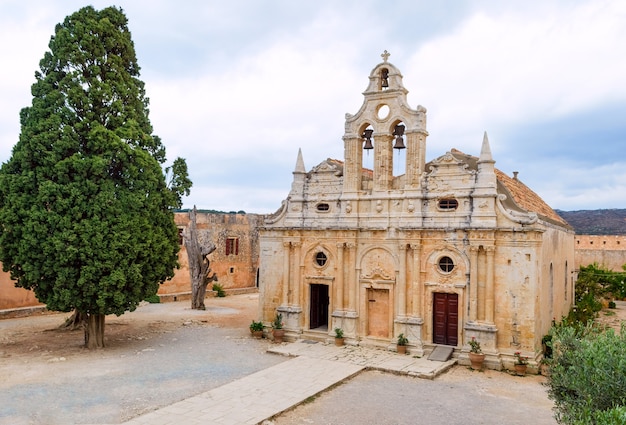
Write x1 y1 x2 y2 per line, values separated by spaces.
123 341 456 425
268 340 456 379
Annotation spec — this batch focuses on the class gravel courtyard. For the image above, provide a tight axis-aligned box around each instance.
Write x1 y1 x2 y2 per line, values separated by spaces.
0 293 575 424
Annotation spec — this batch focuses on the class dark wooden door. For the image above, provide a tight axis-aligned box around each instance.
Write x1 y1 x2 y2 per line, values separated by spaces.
309 284 329 329
433 293 458 346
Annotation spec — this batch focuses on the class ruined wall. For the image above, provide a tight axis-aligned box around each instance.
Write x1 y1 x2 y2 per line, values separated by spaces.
575 235 626 271
159 212 262 297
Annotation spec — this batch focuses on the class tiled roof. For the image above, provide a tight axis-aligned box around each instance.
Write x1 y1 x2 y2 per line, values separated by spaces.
494 168 569 227
447 149 569 228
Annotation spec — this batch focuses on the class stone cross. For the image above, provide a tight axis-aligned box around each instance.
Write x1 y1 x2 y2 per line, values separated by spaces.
381 50 390 62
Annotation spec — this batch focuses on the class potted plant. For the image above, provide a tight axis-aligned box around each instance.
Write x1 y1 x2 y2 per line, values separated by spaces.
396 333 409 354
334 328 345 346
271 313 285 343
514 351 528 375
468 337 485 370
249 320 264 338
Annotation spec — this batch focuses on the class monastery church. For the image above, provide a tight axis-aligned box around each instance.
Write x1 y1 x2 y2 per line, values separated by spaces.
258 52 575 369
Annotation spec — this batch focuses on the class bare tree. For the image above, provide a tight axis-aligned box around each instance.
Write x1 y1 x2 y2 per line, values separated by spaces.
183 206 218 310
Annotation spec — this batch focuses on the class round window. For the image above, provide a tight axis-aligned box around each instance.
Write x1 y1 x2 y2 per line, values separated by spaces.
377 104 390 120
438 256 454 273
315 252 328 267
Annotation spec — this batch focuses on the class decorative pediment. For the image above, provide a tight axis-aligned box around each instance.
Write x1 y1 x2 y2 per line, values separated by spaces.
361 266 394 281
311 159 342 174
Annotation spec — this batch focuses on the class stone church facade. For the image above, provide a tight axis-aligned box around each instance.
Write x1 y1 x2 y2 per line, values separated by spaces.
258 53 575 370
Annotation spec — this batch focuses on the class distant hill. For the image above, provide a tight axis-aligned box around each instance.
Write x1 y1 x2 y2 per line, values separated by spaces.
556 209 626 235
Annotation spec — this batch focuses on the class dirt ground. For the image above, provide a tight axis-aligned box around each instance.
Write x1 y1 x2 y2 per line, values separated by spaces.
1 296 624 425
0 293 287 424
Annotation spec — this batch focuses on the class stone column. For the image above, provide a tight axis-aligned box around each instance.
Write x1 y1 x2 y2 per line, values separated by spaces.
347 243 357 312
282 241 291 306
343 136 361 193
374 134 393 191
485 246 495 324
469 246 479 322
410 243 422 317
336 242 345 311
292 242 302 307
397 244 407 318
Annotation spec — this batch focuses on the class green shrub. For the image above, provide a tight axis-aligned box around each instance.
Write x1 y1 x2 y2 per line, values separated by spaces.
547 323 626 424
144 294 160 303
212 283 226 297
249 320 264 332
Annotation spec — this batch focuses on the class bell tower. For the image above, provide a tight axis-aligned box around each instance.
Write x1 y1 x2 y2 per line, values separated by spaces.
341 51 428 199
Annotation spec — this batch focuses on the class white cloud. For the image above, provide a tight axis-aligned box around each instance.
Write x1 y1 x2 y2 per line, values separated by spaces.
405 0 626 148
1 0 624 212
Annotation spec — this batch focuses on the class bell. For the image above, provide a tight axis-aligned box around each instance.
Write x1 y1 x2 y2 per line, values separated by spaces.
393 124 405 150
381 69 389 88
362 129 374 150
393 136 406 150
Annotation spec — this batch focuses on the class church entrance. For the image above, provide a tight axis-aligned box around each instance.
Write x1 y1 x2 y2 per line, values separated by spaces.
367 288 390 338
433 292 458 346
309 284 329 330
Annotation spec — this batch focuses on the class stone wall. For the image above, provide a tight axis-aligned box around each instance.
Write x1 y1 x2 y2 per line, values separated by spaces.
575 235 626 271
0 212 263 311
158 212 263 297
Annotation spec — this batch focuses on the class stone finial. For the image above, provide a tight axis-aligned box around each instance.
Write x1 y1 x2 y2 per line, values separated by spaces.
479 131 494 163
381 50 390 63
294 148 306 173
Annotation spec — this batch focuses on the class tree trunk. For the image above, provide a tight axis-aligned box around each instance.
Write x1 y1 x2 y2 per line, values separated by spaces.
84 313 105 349
184 206 217 310
59 309 86 330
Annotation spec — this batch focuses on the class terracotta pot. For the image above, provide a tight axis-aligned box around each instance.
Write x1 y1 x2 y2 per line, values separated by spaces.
335 337 345 347
251 330 263 339
397 345 407 354
514 364 527 376
272 329 285 343
468 352 485 370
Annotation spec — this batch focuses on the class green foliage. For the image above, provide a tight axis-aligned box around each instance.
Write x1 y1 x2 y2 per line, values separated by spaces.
272 313 283 329
468 337 482 353
546 323 626 424
564 263 623 325
144 294 160 303
0 6 186 320
397 333 408 346
334 327 344 338
514 351 528 365
212 282 226 297
249 320 264 332
165 157 192 209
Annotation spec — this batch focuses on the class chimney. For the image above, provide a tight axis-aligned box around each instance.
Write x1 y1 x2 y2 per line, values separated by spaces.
513 171 519 180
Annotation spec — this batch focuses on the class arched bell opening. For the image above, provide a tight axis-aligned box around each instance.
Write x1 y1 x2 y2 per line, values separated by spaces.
390 120 407 177
360 124 375 189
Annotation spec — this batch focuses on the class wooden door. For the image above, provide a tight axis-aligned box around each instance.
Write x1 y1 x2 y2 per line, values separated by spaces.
367 288 390 338
309 284 329 329
433 293 458 346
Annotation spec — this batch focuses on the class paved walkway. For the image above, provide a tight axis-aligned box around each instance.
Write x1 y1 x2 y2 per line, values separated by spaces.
123 341 457 425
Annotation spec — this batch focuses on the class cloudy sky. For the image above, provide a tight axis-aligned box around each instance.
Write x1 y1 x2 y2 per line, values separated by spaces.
1 0 624 213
